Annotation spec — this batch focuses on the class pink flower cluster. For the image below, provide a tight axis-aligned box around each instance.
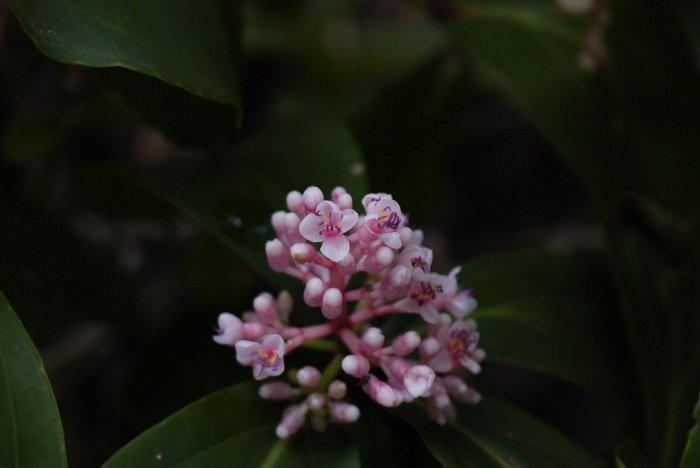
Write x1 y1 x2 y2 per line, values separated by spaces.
214 187 485 437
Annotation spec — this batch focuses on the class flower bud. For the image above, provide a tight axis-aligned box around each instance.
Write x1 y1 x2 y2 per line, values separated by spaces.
306 392 326 412
297 366 321 388
341 354 371 378
259 382 301 400
253 292 277 324
276 404 308 439
302 186 324 212
363 375 398 407
290 243 316 264
391 331 421 356
303 278 326 307
361 327 384 353
329 402 360 423
266 239 289 272
286 191 304 216
321 288 343 319
327 380 347 399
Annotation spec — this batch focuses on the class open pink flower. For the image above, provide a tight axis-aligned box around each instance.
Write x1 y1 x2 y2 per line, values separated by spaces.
398 269 455 323
428 320 481 374
236 334 286 380
299 200 358 262
364 198 404 249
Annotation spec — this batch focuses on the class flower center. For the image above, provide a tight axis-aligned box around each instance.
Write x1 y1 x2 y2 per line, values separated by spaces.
253 346 281 370
410 281 443 306
370 206 401 232
447 329 473 357
317 210 343 237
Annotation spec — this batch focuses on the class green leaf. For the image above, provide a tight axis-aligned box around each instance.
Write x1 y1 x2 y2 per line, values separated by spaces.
604 0 700 219
447 1 634 204
681 389 700 468
615 440 650 468
605 199 700 467
0 291 67 468
6 0 241 105
394 396 607 468
104 382 360 468
461 251 632 425
134 117 368 286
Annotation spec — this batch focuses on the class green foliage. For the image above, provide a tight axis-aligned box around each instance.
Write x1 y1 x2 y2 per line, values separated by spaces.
0 292 67 468
394 396 607 468
2 0 700 466
103 382 360 468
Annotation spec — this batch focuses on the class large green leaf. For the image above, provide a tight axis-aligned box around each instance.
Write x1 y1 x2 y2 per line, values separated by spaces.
461 251 632 426
0 292 67 468
606 199 700 467
448 0 634 204
394 396 607 468
133 118 368 287
681 389 700 468
6 0 241 105
103 382 360 468
604 0 700 219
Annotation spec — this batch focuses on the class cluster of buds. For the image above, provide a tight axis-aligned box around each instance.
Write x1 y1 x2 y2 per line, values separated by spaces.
213 187 485 437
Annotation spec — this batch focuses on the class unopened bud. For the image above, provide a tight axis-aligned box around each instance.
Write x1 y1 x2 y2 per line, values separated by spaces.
303 278 326 307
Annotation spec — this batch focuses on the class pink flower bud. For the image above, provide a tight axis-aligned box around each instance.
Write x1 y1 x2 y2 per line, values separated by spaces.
399 226 413 245
303 277 326 307
302 186 324 212
327 380 347 399
357 226 375 243
277 290 293 322
297 366 321 388
213 312 244 346
363 375 398 407
380 265 411 300
253 292 277 324
336 193 353 210
286 191 304 216
341 354 370 378
321 288 343 319
306 392 326 411
331 186 347 204
337 252 357 275
290 243 316 264
361 327 384 353
420 337 441 359
363 246 393 274
266 239 289 272
403 365 435 398
276 403 307 438
388 357 411 380
242 322 266 341
259 382 301 400
391 331 421 356
329 402 360 423
284 212 303 244
271 211 287 234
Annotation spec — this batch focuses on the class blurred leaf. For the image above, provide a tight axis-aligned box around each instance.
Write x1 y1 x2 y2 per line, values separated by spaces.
681 389 700 468
604 0 700 219
1 116 65 164
134 117 368 287
104 382 360 468
606 199 700 467
447 0 635 204
615 440 650 468
0 291 67 468
394 396 607 468
5 0 241 105
0 190 137 338
100 67 238 147
351 50 475 216
462 251 632 425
